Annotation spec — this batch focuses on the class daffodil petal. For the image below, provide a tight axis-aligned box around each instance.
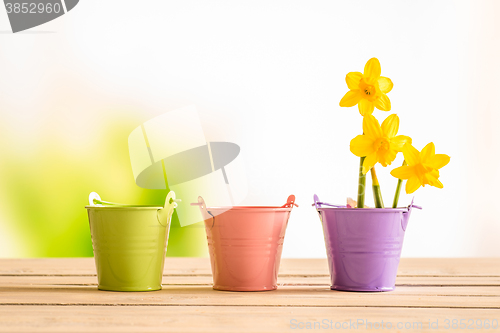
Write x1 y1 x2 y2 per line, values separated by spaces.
378 148 397 167
362 114 382 139
362 153 378 174
364 58 381 79
428 154 450 169
402 144 420 166
420 142 435 162
350 135 375 157
431 178 444 188
420 166 436 186
339 90 362 107
429 168 440 179
374 93 391 111
391 165 414 180
358 98 375 116
378 76 393 94
381 114 399 138
405 176 422 194
426 171 444 188
346 72 362 90
391 135 412 152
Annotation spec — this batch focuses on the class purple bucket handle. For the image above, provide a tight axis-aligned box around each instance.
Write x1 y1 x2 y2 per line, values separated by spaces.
313 194 421 232
401 197 422 231
312 194 346 210
313 194 321 210
408 197 422 211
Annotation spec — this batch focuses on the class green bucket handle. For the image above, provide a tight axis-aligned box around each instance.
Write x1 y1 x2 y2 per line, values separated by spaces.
88 191 180 227
157 191 179 227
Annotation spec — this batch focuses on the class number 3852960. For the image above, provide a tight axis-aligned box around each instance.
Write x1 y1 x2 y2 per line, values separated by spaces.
5 2 62 14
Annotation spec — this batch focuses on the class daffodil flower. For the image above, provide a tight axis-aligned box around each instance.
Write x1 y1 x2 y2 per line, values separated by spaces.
339 58 393 116
390 143 450 194
350 114 412 174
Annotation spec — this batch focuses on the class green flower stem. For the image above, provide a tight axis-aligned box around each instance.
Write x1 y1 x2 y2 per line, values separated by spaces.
392 160 407 208
370 167 384 208
357 157 366 208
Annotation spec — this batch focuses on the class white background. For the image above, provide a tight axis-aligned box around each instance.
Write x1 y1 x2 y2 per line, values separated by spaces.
0 1 499 257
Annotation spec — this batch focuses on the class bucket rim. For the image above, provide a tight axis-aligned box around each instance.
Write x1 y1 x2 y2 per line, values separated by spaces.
317 207 410 212
85 205 162 210
206 206 293 212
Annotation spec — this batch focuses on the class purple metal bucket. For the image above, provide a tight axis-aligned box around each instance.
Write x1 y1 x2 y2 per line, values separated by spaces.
313 195 420 292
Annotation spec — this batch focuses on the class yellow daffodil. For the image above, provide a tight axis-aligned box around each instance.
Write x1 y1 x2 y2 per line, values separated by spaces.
350 114 412 174
390 143 450 194
339 58 393 116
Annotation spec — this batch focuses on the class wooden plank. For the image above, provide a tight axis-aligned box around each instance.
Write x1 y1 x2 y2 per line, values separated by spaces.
397 258 500 277
0 305 499 333
2 258 499 277
1 259 499 332
0 258 212 276
0 285 499 308
1 275 500 295
280 258 500 277
2 275 500 287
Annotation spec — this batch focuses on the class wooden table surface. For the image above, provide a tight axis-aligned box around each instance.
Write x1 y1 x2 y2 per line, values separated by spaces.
0 258 499 332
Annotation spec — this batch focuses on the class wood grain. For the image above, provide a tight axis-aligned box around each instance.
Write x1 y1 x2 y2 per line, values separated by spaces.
2 258 500 276
0 306 499 333
2 275 500 287
1 285 499 308
1 258 499 332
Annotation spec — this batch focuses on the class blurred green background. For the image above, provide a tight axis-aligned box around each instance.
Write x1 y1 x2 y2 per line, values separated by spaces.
0 112 208 258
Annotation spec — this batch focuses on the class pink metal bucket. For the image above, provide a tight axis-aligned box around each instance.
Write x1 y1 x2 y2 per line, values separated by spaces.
313 195 420 292
195 195 297 291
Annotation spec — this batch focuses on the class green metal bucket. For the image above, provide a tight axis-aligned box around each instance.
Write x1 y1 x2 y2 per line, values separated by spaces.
85 191 178 291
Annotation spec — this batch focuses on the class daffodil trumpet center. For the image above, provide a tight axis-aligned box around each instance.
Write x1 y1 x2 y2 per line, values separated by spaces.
414 164 429 183
373 137 390 152
359 78 378 102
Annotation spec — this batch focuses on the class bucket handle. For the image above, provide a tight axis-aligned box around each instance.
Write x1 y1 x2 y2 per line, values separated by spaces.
88 192 130 206
88 191 179 227
88 192 180 208
281 195 298 208
401 197 422 231
407 198 422 211
191 196 215 228
157 191 180 227
312 194 346 210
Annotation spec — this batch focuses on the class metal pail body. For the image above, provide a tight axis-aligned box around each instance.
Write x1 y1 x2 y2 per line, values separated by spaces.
87 206 169 291
204 206 293 291
318 208 411 291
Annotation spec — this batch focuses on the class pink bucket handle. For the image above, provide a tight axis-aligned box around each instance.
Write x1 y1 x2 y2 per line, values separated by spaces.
281 195 298 208
191 196 214 221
